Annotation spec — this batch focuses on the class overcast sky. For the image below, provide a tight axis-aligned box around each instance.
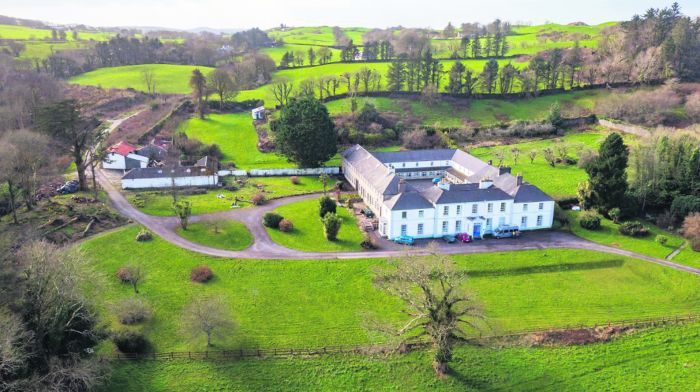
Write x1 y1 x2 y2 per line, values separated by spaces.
1 0 698 30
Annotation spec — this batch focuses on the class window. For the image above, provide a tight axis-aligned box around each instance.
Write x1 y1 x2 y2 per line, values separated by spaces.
455 221 462 232
456 205 462 215
402 163 406 168
500 202 506 212
401 225 407 236
539 202 544 210
443 206 449 216
486 218 492 229
430 161 434 166
537 215 543 226
523 203 528 212
401 211 407 219
521 216 528 228
417 224 424 235
487 203 493 213
415 162 419 167
418 210 424 218
472 204 478 214
442 221 448 233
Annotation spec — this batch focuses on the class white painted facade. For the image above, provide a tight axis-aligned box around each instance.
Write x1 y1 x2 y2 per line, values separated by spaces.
122 173 218 189
103 152 149 170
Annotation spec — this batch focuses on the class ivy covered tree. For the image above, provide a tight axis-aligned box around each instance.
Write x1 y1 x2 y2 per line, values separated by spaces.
271 97 337 168
584 133 629 213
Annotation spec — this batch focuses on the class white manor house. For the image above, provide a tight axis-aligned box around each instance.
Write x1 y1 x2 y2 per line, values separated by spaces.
341 145 555 240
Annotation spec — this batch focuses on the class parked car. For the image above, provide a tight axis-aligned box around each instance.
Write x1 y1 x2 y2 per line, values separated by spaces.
58 180 79 195
493 225 520 239
442 234 456 243
456 233 472 243
393 236 414 245
361 208 375 218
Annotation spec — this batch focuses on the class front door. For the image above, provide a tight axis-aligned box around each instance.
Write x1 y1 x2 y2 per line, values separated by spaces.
473 224 481 238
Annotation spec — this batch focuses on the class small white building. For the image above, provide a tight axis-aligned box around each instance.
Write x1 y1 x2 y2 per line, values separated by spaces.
252 106 265 120
121 157 218 190
103 141 149 170
342 145 555 240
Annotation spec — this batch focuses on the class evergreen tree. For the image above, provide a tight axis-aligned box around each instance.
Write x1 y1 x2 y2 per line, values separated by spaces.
480 59 499 93
447 61 466 93
189 69 207 119
386 61 407 91
584 133 629 213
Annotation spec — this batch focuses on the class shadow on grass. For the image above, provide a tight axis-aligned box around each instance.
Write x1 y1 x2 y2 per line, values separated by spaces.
466 259 625 278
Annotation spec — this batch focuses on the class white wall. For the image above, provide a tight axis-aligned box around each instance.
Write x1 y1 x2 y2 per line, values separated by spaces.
249 167 339 176
103 153 148 170
122 175 218 189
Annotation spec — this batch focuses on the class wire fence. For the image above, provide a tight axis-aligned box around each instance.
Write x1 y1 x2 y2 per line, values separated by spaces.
104 313 700 362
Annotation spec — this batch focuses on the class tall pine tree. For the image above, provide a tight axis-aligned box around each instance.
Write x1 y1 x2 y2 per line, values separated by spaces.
584 133 629 213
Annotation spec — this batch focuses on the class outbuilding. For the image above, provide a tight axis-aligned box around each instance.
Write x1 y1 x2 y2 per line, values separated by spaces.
103 141 149 170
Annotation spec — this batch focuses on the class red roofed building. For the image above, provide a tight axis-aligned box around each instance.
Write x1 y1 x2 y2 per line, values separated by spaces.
103 141 149 170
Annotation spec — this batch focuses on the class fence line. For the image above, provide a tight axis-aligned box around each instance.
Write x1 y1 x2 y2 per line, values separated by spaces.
103 313 700 362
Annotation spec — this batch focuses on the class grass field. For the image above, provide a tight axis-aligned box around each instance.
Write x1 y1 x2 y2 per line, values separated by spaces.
68 64 214 94
81 225 700 353
260 44 342 64
468 132 607 198
179 112 292 168
264 197 365 252
0 24 113 41
268 26 371 46
567 211 699 268
105 322 700 391
175 220 252 251
324 89 610 127
127 176 328 216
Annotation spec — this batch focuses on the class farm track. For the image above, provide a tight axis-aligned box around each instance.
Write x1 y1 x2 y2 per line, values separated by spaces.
97 169 700 274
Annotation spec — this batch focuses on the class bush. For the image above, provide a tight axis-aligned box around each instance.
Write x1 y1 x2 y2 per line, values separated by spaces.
278 219 293 232
112 330 148 354
670 195 700 224
360 233 377 249
681 213 700 251
579 212 602 230
322 213 342 241
618 221 650 237
319 196 337 218
655 235 669 246
290 176 300 185
608 208 622 223
116 267 132 283
263 212 284 228
191 265 213 283
135 229 153 242
251 193 266 205
115 298 152 325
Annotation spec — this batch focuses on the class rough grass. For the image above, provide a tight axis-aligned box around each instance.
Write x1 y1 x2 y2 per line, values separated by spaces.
267 26 371 46
105 322 700 392
80 225 700 354
127 176 327 216
175 220 252 251
567 211 699 268
0 24 113 41
69 64 214 94
265 197 365 252
260 44 342 64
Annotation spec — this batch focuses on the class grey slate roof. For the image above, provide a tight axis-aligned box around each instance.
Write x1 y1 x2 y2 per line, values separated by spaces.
513 184 554 203
342 145 400 195
136 144 168 161
123 166 215 180
372 149 456 163
384 192 434 210
420 184 512 204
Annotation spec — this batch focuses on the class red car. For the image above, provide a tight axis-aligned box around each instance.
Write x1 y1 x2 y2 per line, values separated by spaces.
456 233 471 243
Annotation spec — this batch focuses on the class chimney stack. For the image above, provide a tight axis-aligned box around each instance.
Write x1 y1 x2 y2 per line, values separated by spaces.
398 178 407 193
516 173 523 186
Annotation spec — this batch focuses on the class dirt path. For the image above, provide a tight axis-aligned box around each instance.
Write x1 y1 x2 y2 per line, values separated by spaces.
96 169 700 274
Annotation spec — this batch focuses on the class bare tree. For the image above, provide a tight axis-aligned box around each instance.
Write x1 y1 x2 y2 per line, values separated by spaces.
493 148 507 167
208 68 237 110
141 68 157 96
542 147 556 167
270 80 294 107
372 243 485 377
527 150 538 164
511 147 521 166
123 264 144 294
182 295 235 347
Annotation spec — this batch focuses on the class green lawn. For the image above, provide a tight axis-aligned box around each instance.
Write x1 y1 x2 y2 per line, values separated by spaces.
260 44 342 65
469 132 608 198
68 64 214 94
105 322 700 391
265 197 365 252
176 220 252 251
179 112 292 168
267 26 371 46
567 211 699 268
81 226 700 354
127 176 328 216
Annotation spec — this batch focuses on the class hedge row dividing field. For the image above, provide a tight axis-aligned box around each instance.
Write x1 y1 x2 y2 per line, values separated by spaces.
81 225 700 354
105 322 700 391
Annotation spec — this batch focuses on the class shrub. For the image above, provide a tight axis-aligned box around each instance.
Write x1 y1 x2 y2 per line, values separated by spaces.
112 330 148 354
278 219 293 232
360 233 377 249
114 298 152 325
655 235 669 246
290 176 300 185
618 221 650 237
656 211 674 230
135 229 153 242
262 212 284 228
682 213 700 251
322 213 342 241
670 195 700 224
251 193 266 205
579 212 602 230
608 208 622 224
116 267 132 283
191 265 213 283
319 196 337 218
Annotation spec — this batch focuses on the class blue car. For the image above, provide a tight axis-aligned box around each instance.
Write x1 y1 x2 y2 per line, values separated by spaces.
394 236 415 245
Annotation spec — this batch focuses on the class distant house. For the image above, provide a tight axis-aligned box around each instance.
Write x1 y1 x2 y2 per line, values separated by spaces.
121 156 218 190
252 106 265 120
103 141 149 170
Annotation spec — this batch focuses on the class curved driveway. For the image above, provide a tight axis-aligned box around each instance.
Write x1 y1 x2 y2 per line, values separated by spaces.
97 170 700 274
